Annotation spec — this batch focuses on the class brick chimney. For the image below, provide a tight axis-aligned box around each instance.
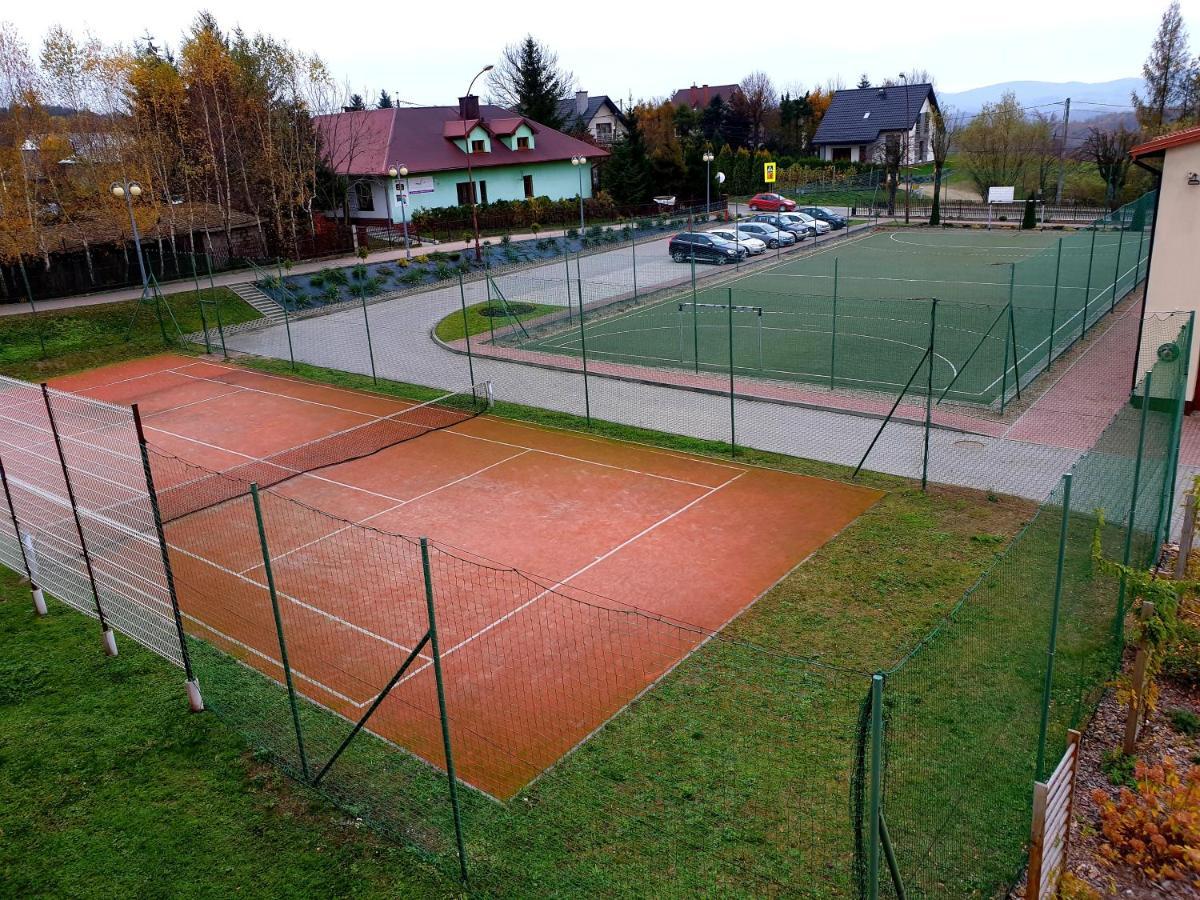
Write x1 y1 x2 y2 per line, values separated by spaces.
458 95 480 120
575 90 588 117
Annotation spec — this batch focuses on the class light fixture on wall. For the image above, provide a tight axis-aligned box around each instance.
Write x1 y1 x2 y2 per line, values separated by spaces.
1188 172 1199 186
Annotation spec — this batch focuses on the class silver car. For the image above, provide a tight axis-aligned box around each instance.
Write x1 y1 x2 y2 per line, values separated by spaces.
737 221 797 249
783 211 831 235
707 227 767 255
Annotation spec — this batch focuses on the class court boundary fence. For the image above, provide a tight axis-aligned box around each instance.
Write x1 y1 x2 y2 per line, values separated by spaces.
0 310 1191 898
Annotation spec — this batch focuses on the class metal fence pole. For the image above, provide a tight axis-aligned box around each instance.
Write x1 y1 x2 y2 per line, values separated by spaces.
1116 372 1154 656
923 299 937 491
1110 224 1125 311
868 673 884 900
212 301 228 359
630 226 638 301
485 275 496 343
1155 314 1193 556
1133 228 1146 287
283 306 296 371
728 289 736 457
1048 237 1062 360
1081 228 1096 341
830 258 839 388
458 275 476 388
419 538 470 885
360 297 378 385
1036 471 1073 780
575 256 592 427
41 383 115 655
132 405 203 711
250 483 310 782
564 251 573 325
0 454 45 616
197 298 213 354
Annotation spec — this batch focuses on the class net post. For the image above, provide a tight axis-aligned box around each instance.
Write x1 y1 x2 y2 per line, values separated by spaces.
40 383 114 653
1081 227 1096 341
575 255 591 427
1134 227 1146 287
727 288 736 458
1110 223 1125 311
198 295 212 354
283 305 296 371
630 224 638 301
868 672 884 900
250 483 310 782
1048 237 1062 361
458 274 476 388
563 250 573 325
922 299 937 492
419 538 470 886
1116 372 1154 657
0 454 44 616
1036 471 1073 781
132 404 203 711
360 297 378 385
830 257 839 388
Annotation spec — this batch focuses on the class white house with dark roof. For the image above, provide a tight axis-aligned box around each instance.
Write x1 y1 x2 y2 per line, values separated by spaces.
556 92 628 146
812 83 939 165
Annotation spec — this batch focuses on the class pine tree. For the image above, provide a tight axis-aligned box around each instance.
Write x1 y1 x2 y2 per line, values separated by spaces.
377 89 393 109
346 93 366 111
857 73 871 89
488 35 572 129
1132 2 1191 131
601 112 651 204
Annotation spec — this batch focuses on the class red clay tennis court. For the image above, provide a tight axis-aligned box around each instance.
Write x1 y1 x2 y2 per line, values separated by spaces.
52 354 881 798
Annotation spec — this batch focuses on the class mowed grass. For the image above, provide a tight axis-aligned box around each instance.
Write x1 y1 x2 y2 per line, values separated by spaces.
0 287 258 382
432 299 560 343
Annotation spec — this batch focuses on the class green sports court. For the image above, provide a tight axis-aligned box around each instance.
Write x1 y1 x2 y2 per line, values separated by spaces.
506 198 1152 408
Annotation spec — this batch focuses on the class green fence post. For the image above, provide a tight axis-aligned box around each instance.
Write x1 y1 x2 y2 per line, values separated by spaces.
630 226 638 301
250 483 310 782
1116 372 1154 656
282 305 295 371
1133 228 1146 288
576 256 592 427
1110 224 1125 311
564 250 573 324
1036 471 1073 781
419 538 470 886
1008 300 1022 401
691 247 700 374
458 275 476 388
728 288 736 457
360 297 378 385
1154 315 1193 557
922 299 937 491
198 299 212 354
1081 228 1096 341
213 301 228 359
485 275 496 343
830 258 839 388
1000 303 1012 414
1048 237 1062 360
868 673 884 900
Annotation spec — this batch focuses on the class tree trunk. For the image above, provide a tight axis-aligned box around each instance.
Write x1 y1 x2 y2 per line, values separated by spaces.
929 163 943 226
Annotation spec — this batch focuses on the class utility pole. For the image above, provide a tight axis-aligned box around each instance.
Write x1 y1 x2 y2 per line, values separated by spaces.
1055 98 1071 205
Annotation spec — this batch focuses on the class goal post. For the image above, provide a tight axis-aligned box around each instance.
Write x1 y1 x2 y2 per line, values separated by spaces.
676 302 764 370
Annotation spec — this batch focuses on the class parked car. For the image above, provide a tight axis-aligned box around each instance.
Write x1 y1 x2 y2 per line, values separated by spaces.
707 227 767 255
750 213 811 240
736 222 796 249
668 231 748 265
784 211 831 235
747 192 796 212
796 206 848 229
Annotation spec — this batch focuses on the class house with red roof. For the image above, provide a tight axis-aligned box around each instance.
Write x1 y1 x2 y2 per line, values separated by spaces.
314 96 608 223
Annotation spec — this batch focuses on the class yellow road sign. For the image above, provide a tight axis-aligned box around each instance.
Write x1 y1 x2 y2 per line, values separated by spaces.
764 162 777 183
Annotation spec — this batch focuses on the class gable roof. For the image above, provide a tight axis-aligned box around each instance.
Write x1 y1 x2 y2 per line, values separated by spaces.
1130 125 1200 159
556 94 627 130
669 84 741 110
314 105 605 177
812 83 937 146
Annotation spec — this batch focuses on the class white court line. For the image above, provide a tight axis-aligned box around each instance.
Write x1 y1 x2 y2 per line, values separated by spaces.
393 469 749 688
141 384 249 419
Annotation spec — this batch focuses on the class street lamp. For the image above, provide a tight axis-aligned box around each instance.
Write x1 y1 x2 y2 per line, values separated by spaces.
462 64 493 262
111 180 150 298
702 151 715 213
571 155 588 229
387 164 412 260
900 73 912 225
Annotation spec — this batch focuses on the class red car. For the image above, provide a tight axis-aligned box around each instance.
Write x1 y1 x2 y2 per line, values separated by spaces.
747 192 796 212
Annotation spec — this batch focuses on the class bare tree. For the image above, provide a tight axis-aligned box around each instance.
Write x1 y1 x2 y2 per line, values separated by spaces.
1083 126 1140 208
928 108 960 226
731 71 776 148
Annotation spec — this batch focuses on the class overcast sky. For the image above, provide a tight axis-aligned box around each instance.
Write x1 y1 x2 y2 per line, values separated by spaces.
6 0 1198 103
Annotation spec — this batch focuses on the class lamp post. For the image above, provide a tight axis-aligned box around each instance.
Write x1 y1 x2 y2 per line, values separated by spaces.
388 164 412 260
900 73 912 225
462 64 493 263
111 180 151 298
702 150 715 213
571 155 588 229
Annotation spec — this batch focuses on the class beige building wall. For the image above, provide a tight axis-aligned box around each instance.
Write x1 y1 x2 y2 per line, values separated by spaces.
1142 141 1200 402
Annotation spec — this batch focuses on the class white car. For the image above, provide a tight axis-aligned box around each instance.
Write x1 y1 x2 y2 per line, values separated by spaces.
707 227 767 255
782 211 831 236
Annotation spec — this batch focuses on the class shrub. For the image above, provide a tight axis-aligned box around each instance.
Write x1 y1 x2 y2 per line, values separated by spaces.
1169 707 1200 736
500 234 511 245
456 260 470 274
447 252 461 262
1102 748 1138 787
351 264 368 280
348 282 366 298
566 227 579 240
429 251 447 262
399 269 424 286
397 258 410 268
376 265 394 277
325 267 348 286
530 222 541 235
321 285 340 304
433 262 453 280
356 246 369 261
309 273 325 288
1092 758 1200 883
413 254 429 265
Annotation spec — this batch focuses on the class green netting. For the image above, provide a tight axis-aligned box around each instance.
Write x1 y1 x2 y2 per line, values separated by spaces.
871 310 1190 899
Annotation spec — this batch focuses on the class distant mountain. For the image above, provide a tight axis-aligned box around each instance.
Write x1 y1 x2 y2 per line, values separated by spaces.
939 79 1141 120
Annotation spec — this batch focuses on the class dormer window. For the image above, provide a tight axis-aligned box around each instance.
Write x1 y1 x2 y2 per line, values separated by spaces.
471 138 486 153
516 136 529 150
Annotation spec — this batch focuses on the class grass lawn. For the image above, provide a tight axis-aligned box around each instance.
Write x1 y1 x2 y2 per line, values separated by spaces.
432 299 560 343
0 287 259 382
0 567 453 899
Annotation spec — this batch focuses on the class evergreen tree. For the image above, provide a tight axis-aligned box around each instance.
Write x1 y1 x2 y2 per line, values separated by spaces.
488 35 573 128
1132 2 1191 131
377 89 393 109
857 73 871 89
601 113 651 204
345 93 366 111
700 96 727 144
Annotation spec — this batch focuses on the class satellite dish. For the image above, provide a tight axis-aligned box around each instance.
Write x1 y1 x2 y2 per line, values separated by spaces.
716 172 726 184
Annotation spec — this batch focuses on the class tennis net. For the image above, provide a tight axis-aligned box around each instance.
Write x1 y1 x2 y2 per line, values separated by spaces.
155 381 493 523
